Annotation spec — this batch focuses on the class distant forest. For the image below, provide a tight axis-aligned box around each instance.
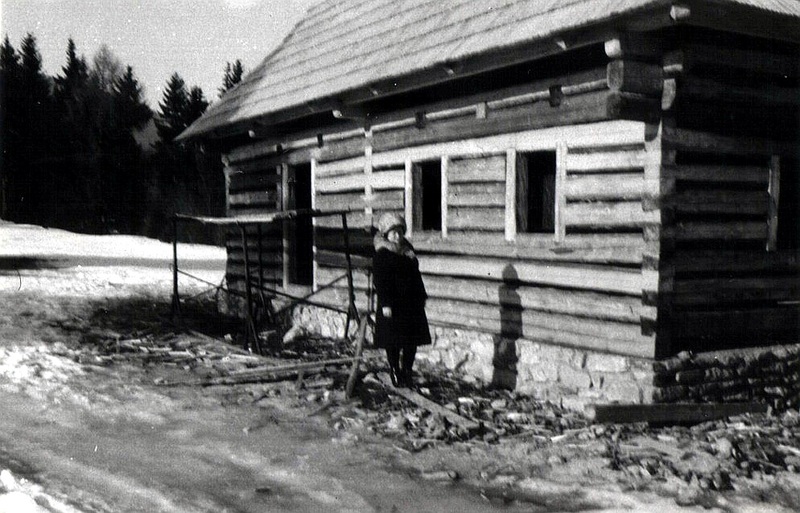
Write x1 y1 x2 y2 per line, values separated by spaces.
0 33 244 242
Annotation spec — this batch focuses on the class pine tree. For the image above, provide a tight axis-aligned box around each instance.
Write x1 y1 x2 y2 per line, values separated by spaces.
91 44 122 93
155 73 189 143
54 38 89 100
0 36 21 219
113 66 152 132
219 59 244 97
185 86 209 127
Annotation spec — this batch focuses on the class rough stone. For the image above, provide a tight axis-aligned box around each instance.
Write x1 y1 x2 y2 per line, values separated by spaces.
585 353 630 373
558 364 593 391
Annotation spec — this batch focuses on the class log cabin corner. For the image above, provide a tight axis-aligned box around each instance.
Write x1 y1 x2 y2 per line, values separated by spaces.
179 0 800 410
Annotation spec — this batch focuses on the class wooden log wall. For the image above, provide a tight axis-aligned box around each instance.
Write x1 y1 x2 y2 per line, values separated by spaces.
661 28 800 353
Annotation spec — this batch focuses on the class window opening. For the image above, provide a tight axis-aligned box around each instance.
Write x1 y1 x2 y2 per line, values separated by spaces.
412 160 442 232
287 163 313 286
517 151 556 233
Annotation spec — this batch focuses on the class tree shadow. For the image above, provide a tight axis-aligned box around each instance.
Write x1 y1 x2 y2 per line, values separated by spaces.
491 264 521 390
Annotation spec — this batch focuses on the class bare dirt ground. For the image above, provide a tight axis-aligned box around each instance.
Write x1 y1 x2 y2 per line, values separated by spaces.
2 221 800 513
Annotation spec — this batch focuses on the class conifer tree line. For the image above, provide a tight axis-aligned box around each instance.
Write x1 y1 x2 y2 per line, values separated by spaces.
1 33 243 238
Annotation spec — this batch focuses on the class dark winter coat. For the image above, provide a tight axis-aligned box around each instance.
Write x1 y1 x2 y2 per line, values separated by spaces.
372 234 432 349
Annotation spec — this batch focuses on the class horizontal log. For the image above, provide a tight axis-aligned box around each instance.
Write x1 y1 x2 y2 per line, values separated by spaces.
670 222 767 241
228 174 281 194
371 170 405 190
563 175 655 201
315 250 372 270
607 60 663 96
364 189 404 210
229 190 279 208
448 155 506 183
662 127 798 157
448 182 505 207
314 227 374 252
413 237 644 265
565 150 647 173
315 191 366 212
673 277 800 306
668 165 769 184
604 34 664 60
665 44 800 79
369 90 613 156
606 91 661 123
315 211 370 228
679 76 800 107
447 207 505 231
314 157 364 177
426 305 654 358
423 274 648 323
564 201 659 228
668 190 769 215
418 255 644 295
315 173 367 194
672 250 800 273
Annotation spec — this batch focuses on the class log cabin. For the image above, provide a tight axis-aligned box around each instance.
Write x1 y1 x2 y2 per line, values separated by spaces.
179 0 800 408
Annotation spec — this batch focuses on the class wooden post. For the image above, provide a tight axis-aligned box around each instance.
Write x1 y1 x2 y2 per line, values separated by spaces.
767 155 781 252
171 216 181 320
281 164 290 289
341 212 357 338
555 142 567 243
345 313 370 400
505 148 517 242
240 224 258 352
441 156 449 238
310 158 319 292
364 132 374 220
404 159 414 236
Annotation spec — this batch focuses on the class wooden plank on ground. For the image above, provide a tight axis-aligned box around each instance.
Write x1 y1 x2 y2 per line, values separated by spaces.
586 402 769 424
380 378 480 431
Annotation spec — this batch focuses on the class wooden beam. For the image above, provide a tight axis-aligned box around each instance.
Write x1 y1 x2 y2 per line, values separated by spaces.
669 164 769 184
385 381 480 431
419 255 644 295
564 201 659 228
586 402 769 424
555 142 567 243
663 127 798 157
679 77 800 107
563 174 650 201
441 156 449 239
505 148 517 242
607 60 663 96
604 33 664 61
669 221 767 241
566 149 647 173
404 159 414 236
767 156 781 252
448 207 505 232
669 190 769 216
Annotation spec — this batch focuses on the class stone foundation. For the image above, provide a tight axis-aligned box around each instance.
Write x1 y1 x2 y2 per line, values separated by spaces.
288 304 655 412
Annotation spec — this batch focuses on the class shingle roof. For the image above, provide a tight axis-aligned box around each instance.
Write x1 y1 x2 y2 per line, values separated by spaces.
180 0 800 140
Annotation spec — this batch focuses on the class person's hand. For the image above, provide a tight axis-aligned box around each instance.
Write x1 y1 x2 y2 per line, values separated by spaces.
382 306 392 318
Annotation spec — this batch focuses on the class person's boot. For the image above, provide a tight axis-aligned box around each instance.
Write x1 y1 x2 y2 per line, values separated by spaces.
388 366 400 387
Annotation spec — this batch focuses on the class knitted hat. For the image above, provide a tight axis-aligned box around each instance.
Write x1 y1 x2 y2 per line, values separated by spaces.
377 212 406 236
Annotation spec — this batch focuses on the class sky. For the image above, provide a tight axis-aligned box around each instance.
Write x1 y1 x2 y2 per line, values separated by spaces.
1 0 321 108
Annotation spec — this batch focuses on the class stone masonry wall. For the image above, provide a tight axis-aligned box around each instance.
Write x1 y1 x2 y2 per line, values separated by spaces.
290 305 655 412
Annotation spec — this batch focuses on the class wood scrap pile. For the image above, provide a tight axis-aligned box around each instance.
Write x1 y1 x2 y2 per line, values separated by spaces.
320 368 589 448
653 345 800 409
608 410 800 490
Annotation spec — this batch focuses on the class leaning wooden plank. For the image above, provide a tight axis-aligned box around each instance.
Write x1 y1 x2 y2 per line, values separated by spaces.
585 402 769 424
383 382 480 431
345 314 370 400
